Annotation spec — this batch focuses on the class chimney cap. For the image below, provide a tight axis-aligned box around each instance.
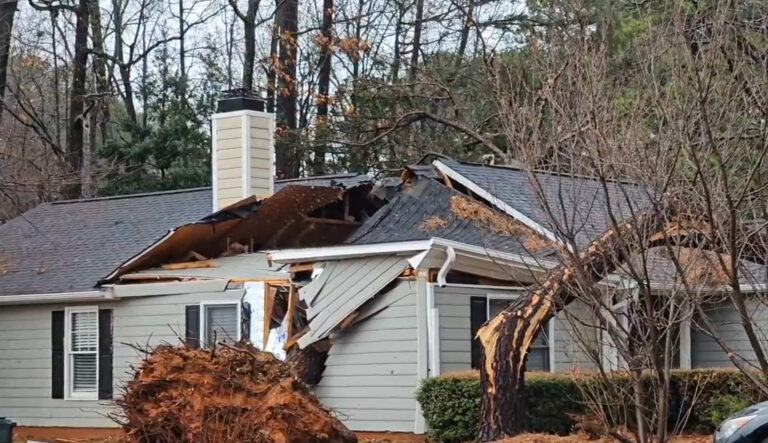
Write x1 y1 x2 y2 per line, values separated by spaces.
217 88 266 113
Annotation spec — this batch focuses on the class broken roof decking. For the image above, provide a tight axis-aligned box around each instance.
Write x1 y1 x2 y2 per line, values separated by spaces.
120 253 288 282
298 255 410 347
435 159 651 249
346 178 556 257
106 184 367 281
0 188 212 296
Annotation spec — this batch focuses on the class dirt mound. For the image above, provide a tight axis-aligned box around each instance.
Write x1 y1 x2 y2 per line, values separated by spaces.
116 343 357 443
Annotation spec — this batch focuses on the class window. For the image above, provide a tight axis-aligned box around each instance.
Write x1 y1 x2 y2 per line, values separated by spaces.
201 302 240 348
65 307 98 399
470 295 551 372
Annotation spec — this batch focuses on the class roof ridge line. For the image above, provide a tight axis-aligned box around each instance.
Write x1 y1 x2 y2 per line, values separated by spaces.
52 187 212 204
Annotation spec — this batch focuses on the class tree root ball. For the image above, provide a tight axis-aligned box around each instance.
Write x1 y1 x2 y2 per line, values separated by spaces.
115 343 357 443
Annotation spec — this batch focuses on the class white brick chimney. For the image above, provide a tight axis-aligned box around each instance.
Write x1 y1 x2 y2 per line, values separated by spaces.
211 92 275 211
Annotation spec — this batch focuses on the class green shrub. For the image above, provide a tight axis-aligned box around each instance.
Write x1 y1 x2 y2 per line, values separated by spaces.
706 395 749 427
417 369 766 442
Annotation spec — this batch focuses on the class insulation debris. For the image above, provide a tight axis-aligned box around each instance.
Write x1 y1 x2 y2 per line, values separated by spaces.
116 343 357 443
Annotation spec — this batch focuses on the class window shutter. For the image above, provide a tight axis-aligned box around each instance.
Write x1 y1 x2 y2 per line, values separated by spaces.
98 309 113 400
185 305 200 349
470 297 487 369
51 310 65 399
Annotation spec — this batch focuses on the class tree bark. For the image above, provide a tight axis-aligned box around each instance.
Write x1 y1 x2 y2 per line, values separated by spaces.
0 1 17 122
313 0 333 175
477 207 674 441
408 0 424 81
112 0 137 125
275 0 298 177
86 0 109 145
178 0 186 104
242 0 257 91
65 0 90 199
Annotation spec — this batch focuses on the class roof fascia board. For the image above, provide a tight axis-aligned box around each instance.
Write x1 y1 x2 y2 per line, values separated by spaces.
111 279 229 298
268 240 432 263
0 290 110 306
432 160 563 248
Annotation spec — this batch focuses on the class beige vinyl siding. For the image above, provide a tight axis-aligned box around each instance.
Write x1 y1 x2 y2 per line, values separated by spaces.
315 279 418 432
692 297 768 368
0 289 244 427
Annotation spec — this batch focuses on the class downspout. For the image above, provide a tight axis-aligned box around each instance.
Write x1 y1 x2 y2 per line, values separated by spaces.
436 246 456 287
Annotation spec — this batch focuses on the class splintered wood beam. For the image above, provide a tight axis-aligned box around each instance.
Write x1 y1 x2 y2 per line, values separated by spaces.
303 216 361 225
290 263 315 273
263 283 274 350
161 259 219 270
443 175 454 188
339 311 359 329
283 328 308 351
286 285 297 339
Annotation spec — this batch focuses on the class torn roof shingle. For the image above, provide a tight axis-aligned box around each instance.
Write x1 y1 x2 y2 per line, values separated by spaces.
274 173 371 191
438 159 651 249
346 178 556 257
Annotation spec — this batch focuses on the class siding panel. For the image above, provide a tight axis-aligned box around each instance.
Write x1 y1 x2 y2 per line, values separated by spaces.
315 280 418 433
0 289 245 427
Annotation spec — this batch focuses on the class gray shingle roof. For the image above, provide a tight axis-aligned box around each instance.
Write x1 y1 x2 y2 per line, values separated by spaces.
0 188 213 296
0 175 373 297
439 159 651 249
346 178 556 256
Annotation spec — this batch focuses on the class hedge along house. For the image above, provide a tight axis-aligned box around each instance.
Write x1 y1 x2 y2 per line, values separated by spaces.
0 92 383 427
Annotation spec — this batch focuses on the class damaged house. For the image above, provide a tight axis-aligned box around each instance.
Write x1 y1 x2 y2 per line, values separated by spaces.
0 93 766 433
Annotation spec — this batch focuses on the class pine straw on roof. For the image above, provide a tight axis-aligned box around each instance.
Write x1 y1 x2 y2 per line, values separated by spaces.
676 248 732 287
419 216 450 232
450 195 553 252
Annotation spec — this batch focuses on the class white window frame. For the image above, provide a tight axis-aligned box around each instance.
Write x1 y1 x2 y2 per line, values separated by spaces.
199 301 242 348
64 306 99 401
487 293 554 372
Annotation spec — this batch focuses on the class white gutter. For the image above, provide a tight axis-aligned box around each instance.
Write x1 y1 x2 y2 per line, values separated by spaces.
436 246 456 287
433 159 564 249
0 290 112 306
431 237 559 270
268 240 432 263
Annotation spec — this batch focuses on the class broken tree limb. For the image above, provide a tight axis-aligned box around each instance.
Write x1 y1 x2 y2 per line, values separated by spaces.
476 205 676 441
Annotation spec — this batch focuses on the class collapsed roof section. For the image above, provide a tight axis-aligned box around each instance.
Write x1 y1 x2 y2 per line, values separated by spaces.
103 178 378 284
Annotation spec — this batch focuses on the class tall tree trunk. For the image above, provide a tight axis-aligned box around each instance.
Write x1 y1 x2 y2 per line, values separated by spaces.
65 0 89 199
408 0 423 81
87 0 109 145
313 0 332 175
178 0 186 104
477 208 673 441
0 1 17 123
455 0 473 71
275 0 298 177
112 0 136 125
241 0 257 91
391 1 403 83
266 10 278 113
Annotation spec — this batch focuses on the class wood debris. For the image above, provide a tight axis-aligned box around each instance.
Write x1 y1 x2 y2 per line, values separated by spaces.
161 259 219 270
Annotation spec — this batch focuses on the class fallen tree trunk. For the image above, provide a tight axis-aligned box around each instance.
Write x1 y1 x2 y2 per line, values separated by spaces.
476 207 675 441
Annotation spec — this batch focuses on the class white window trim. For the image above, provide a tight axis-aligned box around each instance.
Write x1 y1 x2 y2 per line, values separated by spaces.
487 293 554 372
199 300 242 348
64 306 99 401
